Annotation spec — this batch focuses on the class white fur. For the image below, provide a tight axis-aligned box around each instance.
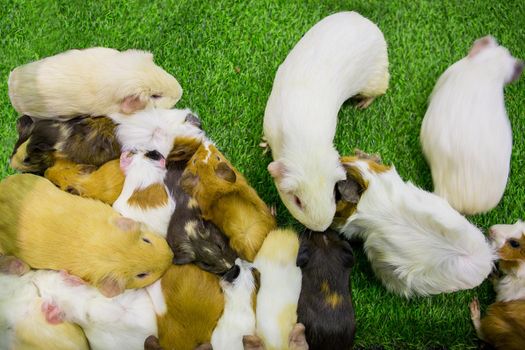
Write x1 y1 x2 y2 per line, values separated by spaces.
420 36 522 215
211 259 257 350
145 280 168 316
112 150 175 236
263 11 389 231
8 47 182 118
31 270 157 350
339 159 495 297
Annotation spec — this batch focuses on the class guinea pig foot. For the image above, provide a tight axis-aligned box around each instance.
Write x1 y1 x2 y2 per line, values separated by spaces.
59 270 87 286
41 300 65 325
288 323 308 350
144 335 164 350
242 335 265 350
0 255 30 276
270 204 277 217
194 343 212 350
355 95 376 109
354 148 382 163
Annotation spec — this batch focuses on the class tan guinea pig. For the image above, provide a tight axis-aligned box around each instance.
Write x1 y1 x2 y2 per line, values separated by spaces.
180 140 276 262
0 174 173 297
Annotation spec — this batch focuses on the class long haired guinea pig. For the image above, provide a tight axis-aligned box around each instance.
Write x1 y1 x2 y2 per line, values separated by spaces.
253 229 302 350
166 158 238 275
10 114 120 174
113 150 175 236
296 229 356 349
181 141 276 262
488 221 525 302
0 174 173 297
211 259 259 350
333 155 495 297
0 269 89 350
470 298 525 350
31 269 157 350
263 11 389 231
420 36 523 215
8 47 182 118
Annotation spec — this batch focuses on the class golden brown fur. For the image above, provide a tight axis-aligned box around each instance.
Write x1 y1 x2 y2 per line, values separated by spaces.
0 174 173 296
127 183 169 209
158 264 224 350
181 142 276 261
44 158 124 205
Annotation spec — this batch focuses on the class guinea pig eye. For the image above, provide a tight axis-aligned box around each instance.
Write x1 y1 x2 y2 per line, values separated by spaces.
136 272 150 279
294 195 303 209
142 237 151 244
509 239 520 248
151 94 162 99
23 156 30 163
145 150 163 161
216 155 220 161
193 158 197 165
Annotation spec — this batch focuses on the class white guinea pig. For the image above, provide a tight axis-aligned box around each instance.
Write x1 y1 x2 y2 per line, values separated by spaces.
420 36 523 215
8 47 182 118
264 11 389 231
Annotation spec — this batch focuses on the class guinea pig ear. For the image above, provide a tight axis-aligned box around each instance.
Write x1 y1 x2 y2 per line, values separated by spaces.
341 240 355 268
268 161 286 180
16 115 34 134
172 249 196 265
184 113 202 129
112 216 140 232
120 95 148 114
215 162 236 183
296 244 310 268
180 171 200 192
336 179 361 204
468 35 497 58
98 275 126 298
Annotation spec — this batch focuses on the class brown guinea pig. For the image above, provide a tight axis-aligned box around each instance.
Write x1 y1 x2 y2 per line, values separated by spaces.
180 141 276 261
10 115 120 174
0 174 173 297
44 158 123 205
156 264 224 350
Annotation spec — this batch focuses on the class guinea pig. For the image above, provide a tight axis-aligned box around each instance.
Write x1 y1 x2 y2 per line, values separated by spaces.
333 154 495 297
0 174 173 297
31 269 157 350
253 228 302 350
8 47 182 118
420 36 523 215
470 298 525 350
44 158 124 205
211 259 259 350
263 11 389 231
181 140 276 261
0 269 89 350
153 264 225 350
10 114 120 174
113 149 175 236
296 229 356 349
488 221 525 302
166 158 238 275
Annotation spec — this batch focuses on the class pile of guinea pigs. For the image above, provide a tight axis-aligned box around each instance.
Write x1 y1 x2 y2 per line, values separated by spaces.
0 10 524 350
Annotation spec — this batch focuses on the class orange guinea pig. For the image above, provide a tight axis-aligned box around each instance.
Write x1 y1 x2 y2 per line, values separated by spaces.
0 174 173 297
180 140 276 261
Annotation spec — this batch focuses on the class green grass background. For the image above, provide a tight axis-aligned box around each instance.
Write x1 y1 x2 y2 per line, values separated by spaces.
1 0 524 349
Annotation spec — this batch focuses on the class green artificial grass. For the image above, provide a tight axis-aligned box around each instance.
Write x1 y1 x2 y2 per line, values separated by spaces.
1 0 524 348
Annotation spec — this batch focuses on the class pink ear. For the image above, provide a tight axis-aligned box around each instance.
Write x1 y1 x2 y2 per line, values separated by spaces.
113 216 140 232
120 95 148 114
120 151 133 172
99 275 126 298
268 161 285 179
468 36 496 58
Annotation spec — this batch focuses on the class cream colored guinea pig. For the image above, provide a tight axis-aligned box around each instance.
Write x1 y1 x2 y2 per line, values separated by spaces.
8 47 182 118
0 174 173 297
263 11 389 231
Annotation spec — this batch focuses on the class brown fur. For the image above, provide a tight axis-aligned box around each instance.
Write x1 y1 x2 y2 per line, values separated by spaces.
127 183 169 209
158 264 224 350
476 300 525 350
44 158 124 205
498 234 525 261
181 142 276 261
0 174 173 296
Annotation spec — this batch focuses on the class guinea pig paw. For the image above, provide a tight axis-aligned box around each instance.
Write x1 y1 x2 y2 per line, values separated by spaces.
59 270 87 286
242 335 265 350
469 298 481 321
289 323 308 349
355 96 376 109
41 300 65 324
0 256 30 276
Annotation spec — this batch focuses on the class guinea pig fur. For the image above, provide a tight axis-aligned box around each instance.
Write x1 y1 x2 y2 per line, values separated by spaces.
0 174 173 297
0 269 89 350
8 47 182 118
155 264 225 350
263 11 389 231
10 114 120 174
296 229 356 350
31 269 157 350
211 259 259 350
488 221 525 302
181 140 276 262
420 36 523 215
470 298 525 350
166 158 238 275
44 158 124 205
113 149 175 236
334 155 495 297
253 228 302 350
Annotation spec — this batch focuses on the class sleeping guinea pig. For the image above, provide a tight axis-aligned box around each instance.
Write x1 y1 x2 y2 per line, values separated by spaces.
333 154 495 297
420 36 523 215
0 174 173 297
8 47 182 118
296 229 356 349
181 140 276 261
263 11 389 231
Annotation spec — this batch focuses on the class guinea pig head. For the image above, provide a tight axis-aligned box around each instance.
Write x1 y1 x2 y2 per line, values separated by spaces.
489 221 525 264
297 229 355 272
268 150 346 232
120 149 166 175
96 217 173 297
